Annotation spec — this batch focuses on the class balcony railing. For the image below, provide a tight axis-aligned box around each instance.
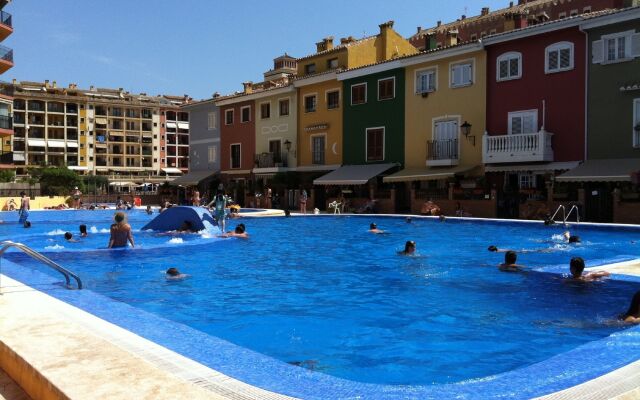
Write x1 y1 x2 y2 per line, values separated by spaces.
0 45 11 63
482 130 554 164
0 115 12 130
1 11 12 28
255 152 287 168
426 139 459 166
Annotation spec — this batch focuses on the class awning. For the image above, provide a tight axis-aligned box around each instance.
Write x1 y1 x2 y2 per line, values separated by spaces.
555 159 640 182
485 161 580 173
161 167 183 174
177 122 189 130
314 163 397 185
95 118 107 125
67 142 79 148
109 181 136 186
47 140 65 148
109 131 124 136
169 170 217 186
383 165 479 183
68 166 88 171
13 153 25 161
27 139 46 147
166 122 177 129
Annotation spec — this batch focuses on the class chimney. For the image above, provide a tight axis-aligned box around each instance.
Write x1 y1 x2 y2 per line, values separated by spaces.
340 36 356 45
52 81 57 88
481 7 490 16
445 30 459 47
417 26 422 33
44 80 50 88
509 1 514 7
461 15 466 20
89 85 95 91
11 78 16 84
213 92 220 98
379 21 395 60
242 81 253 94
315 36 334 52
424 33 437 51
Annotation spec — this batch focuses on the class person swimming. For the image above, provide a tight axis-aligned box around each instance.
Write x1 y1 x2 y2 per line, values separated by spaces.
146 205 153 215
222 223 249 239
368 223 384 234
499 251 525 272
79 224 88 237
64 232 79 243
621 290 640 324
398 240 416 255
166 267 188 280
568 257 610 281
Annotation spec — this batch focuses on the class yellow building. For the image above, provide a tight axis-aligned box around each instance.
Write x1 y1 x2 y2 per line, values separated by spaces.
383 41 489 215
295 21 417 174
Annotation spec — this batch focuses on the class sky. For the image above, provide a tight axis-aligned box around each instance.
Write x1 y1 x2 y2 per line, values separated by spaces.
7 0 513 100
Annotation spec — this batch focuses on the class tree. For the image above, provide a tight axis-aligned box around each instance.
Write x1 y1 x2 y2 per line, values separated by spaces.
0 169 15 183
33 166 85 196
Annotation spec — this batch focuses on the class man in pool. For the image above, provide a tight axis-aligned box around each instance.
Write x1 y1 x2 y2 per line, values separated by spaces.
499 251 525 272
18 192 29 225
79 224 88 237
108 211 135 248
221 223 249 239
398 241 416 255
64 232 80 243
621 290 640 324
568 257 610 282
166 267 188 280
368 223 384 234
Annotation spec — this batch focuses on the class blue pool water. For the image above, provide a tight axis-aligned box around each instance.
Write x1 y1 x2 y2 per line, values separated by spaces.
1 210 639 388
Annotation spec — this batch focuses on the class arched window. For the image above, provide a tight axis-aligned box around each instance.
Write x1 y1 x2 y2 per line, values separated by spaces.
496 52 522 81
545 42 574 73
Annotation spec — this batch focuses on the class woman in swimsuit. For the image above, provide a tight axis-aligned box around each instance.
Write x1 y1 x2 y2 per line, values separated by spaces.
108 211 135 248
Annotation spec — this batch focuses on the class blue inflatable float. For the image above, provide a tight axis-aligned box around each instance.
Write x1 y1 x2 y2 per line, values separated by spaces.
141 206 217 232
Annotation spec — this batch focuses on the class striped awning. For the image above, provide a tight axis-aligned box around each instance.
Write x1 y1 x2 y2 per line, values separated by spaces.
555 159 640 182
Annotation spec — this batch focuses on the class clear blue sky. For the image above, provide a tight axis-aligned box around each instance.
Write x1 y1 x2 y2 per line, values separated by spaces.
7 0 511 100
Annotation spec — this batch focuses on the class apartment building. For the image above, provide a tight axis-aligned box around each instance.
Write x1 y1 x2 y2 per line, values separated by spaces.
409 0 637 51
0 0 13 164
4 80 190 183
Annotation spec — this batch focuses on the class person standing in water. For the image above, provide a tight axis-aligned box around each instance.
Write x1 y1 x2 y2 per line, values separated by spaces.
213 189 228 233
71 186 82 209
108 211 135 248
18 192 29 225
300 189 308 214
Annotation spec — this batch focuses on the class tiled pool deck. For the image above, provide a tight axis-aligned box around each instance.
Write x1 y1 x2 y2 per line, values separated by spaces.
1 215 640 399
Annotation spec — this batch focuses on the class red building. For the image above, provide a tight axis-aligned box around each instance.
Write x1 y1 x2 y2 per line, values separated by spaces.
482 19 589 218
217 96 256 205
409 0 630 51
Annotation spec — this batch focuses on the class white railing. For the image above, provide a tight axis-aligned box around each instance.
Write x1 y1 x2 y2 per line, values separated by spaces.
483 130 554 164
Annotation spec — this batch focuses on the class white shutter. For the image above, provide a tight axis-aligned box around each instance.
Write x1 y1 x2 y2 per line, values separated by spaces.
631 33 640 58
592 40 604 64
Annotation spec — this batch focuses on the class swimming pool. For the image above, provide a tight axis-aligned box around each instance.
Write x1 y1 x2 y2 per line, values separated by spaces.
1 210 640 398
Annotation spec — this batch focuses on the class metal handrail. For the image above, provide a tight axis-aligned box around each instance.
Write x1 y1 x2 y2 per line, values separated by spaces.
550 204 580 225
566 205 580 224
0 240 82 289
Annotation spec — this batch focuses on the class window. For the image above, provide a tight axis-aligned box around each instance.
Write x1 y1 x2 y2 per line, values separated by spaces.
366 128 384 162
508 110 538 135
207 112 216 130
304 63 316 75
351 83 367 105
497 52 522 81
240 106 251 123
470 34 478 41
304 95 317 113
583 6 592 13
260 102 270 119
593 31 639 64
450 61 473 87
327 90 340 109
416 68 437 94
434 120 458 141
633 99 640 148
518 173 537 189
311 135 325 165
378 77 395 100
230 144 241 169
546 42 574 73
570 9 578 16
269 140 282 162
558 12 567 18
327 58 338 69
225 109 233 125
279 99 289 116
208 146 217 163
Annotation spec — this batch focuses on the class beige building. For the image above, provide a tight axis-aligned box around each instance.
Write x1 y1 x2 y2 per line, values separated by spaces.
5 80 189 183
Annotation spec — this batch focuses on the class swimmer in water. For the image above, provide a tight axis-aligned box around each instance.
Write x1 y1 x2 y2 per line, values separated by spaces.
222 223 249 239
621 290 640 324
498 251 525 272
166 267 188 280
398 241 416 255
368 223 384 234
64 232 80 243
562 231 581 243
439 215 446 222
568 257 610 282
79 224 88 237
146 205 153 215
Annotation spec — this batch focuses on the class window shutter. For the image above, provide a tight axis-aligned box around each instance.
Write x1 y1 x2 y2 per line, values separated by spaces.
631 33 640 58
592 40 603 64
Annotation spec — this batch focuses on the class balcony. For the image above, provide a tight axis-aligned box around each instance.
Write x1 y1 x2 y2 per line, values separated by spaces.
0 151 12 164
0 11 12 41
426 139 459 166
255 152 287 168
0 115 12 130
483 130 554 164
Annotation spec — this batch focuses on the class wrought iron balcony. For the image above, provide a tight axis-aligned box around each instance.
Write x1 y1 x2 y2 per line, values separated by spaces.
255 151 287 168
483 130 554 164
426 139 459 166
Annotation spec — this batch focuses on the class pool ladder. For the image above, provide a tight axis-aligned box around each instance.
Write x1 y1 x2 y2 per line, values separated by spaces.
550 205 580 225
0 240 83 290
